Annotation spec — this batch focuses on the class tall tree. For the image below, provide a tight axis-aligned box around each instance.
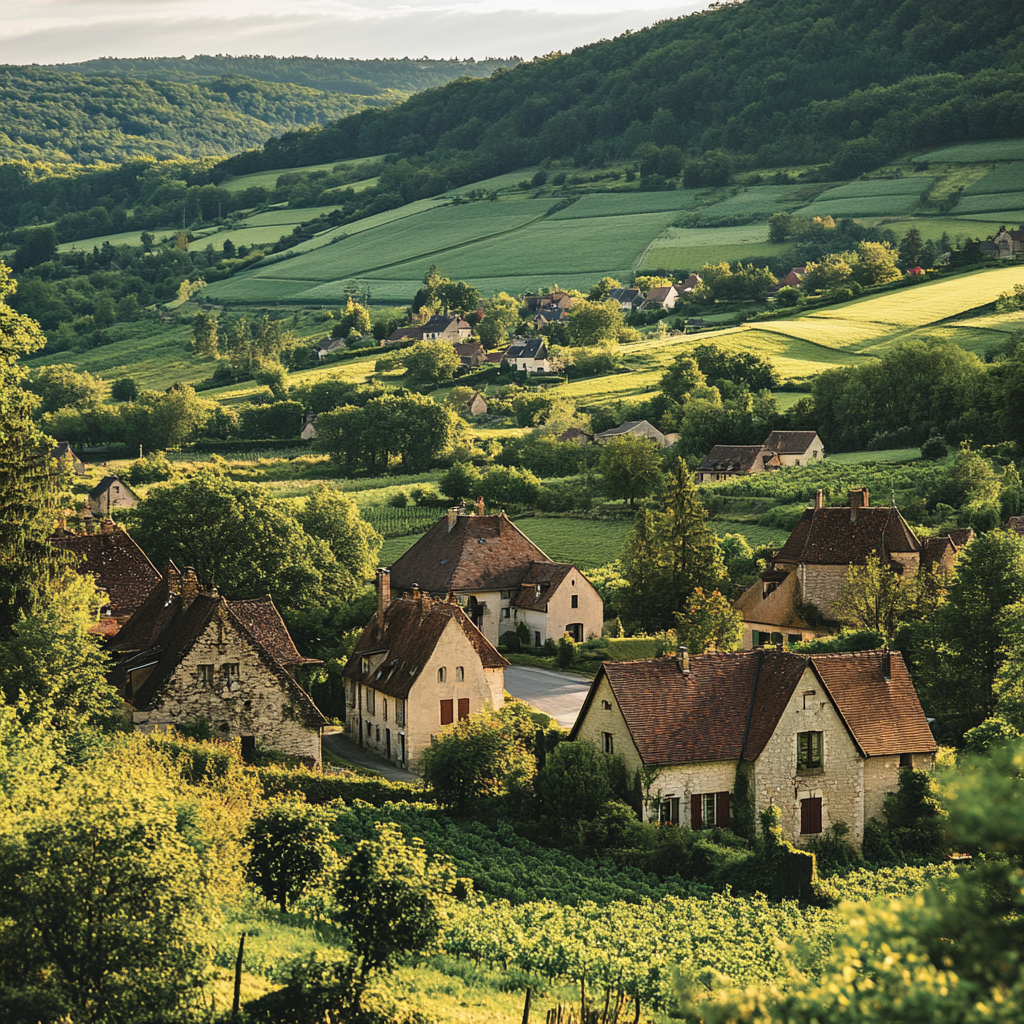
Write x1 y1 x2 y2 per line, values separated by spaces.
191 310 219 358
598 435 663 507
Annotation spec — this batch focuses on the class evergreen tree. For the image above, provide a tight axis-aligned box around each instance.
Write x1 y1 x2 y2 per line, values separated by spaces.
620 504 669 632
191 310 219 358
898 227 926 269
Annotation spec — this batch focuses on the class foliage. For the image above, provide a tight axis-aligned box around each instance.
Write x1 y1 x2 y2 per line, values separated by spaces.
440 462 482 503
245 800 336 912
537 740 633 838
256 764 428 806
863 767 948 863
297 484 383 586
674 587 743 653
598 434 663 506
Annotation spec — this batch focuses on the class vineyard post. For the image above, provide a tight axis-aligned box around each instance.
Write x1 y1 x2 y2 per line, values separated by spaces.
522 986 532 1024
231 931 246 1019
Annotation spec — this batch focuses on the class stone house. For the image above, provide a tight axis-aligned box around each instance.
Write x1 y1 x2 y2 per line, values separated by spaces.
467 391 488 416
388 510 603 647
733 488 963 648
643 285 679 309
109 567 326 765
990 226 1024 259
607 287 644 311
695 444 781 483
676 274 703 294
570 646 936 846
50 519 161 636
300 412 318 440
88 475 139 516
503 336 550 373
763 430 824 467
525 291 575 313
593 419 669 447
454 342 487 368
50 441 86 476
342 571 507 770
314 337 346 360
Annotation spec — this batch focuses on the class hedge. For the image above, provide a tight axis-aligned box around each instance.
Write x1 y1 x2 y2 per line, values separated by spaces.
606 638 664 661
256 764 428 806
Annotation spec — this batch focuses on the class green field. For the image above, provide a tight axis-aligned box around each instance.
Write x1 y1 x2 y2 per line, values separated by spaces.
696 183 827 217
58 227 179 252
549 191 704 219
813 177 933 200
865 215 1013 241
828 448 921 464
955 192 1024 214
220 156 382 193
916 138 1024 163
964 163 1024 194
796 194 921 218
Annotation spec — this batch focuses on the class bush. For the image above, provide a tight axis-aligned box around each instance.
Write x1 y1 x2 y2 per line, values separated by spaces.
806 821 860 870
556 634 578 667
921 433 948 460
388 491 409 507
255 765 427 806
499 630 521 652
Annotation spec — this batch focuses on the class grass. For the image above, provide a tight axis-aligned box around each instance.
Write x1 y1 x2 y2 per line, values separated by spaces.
548 190 705 219
237 207 332 226
796 194 921 217
709 520 791 547
698 183 831 216
964 163 1024 195
57 227 179 251
828 448 921 464
639 241 783 271
952 310 1024 332
513 516 634 570
916 139 1024 163
220 156 382 193
772 391 811 411
956 192 1024 214
757 318 889 350
861 215 1012 241
815 177 934 199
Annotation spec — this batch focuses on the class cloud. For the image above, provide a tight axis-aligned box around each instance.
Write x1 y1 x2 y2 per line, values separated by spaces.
0 1 700 63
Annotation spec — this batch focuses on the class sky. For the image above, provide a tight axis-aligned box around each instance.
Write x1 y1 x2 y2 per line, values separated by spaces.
1 0 710 65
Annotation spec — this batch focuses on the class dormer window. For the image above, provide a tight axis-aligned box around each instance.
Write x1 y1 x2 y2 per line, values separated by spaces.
361 657 369 674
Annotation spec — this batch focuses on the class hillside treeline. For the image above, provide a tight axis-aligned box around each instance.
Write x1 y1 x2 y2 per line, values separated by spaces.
217 0 1024 179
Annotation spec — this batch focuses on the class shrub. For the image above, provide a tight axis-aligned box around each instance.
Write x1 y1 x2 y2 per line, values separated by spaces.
499 630 521 652
806 821 860 870
556 633 578 667
388 491 409 507
921 433 948 460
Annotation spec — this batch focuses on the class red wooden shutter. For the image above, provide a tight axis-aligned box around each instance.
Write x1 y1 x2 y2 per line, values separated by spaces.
716 791 731 829
457 698 469 720
690 794 703 830
801 797 822 834
440 700 454 725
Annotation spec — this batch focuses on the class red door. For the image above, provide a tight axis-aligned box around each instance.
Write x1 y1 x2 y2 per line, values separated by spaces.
801 797 822 834
457 698 469 720
440 700 453 725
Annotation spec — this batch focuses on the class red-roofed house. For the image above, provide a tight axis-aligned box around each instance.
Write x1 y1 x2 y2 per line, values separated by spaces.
342 570 508 769
571 647 936 846
109 566 326 765
695 444 780 483
762 430 824 467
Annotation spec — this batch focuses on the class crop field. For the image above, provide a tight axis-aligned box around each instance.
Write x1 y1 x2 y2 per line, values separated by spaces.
773 391 811 411
237 207 327 226
917 138 1024 163
828 448 921 464
813 177 933 200
796 194 921 218
953 310 1024 332
861 325 1007 358
447 168 545 195
710 520 790 547
220 156 381 193
639 240 782 271
513 516 635 570
964 163 1024 194
549 191 704 219
58 227 178 251
955 192 1024 214
869 215 1015 240
757 318 888 349
696 183 827 217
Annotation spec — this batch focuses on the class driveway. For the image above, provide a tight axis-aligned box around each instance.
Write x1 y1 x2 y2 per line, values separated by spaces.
504 665 592 730
322 730 418 782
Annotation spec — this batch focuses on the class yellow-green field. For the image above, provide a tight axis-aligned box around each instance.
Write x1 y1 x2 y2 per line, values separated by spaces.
220 156 383 193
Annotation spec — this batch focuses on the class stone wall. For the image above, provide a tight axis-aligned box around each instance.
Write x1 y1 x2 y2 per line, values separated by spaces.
652 761 739 827
132 611 322 765
799 564 852 618
546 568 604 642
572 672 641 771
863 750 935 826
752 666 865 845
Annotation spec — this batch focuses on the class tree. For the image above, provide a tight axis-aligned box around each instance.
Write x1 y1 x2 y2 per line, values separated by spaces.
329 823 455 1011
0 766 213 1023
479 465 541 507
296 484 382 588
537 740 630 835
149 384 215 448
246 801 335 912
660 354 707 404
110 375 139 402
420 705 537 811
191 309 219 357
30 362 104 413
619 505 669 632
588 277 622 300
598 435 663 506
674 587 743 653
12 226 58 272
566 298 625 346
853 240 901 286
898 227 926 269
403 339 461 385
801 252 854 292
440 462 482 503
477 291 521 347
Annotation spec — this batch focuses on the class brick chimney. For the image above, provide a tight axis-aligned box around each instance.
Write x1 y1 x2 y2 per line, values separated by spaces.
447 507 459 531
166 561 182 596
849 488 869 522
814 489 824 510
101 517 115 535
676 642 691 675
475 496 485 516
376 567 391 621
181 567 200 607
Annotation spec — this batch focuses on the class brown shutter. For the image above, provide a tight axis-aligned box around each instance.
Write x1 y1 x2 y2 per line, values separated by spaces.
801 797 822 834
691 794 703 830
440 700 454 726
457 698 469 720
716 791 731 829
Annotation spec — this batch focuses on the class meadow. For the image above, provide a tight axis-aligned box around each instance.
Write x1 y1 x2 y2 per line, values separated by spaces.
915 138 1024 162
220 156 382 192
964 162 1024 194
955 192 1024 215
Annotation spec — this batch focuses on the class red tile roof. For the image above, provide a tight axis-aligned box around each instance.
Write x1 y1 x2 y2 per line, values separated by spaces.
512 562 575 611
572 648 934 765
389 513 553 594
697 444 779 474
763 430 820 454
343 596 507 699
775 503 920 566
51 525 160 619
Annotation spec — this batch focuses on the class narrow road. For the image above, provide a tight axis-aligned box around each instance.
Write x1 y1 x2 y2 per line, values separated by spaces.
322 730 418 782
504 665 592 730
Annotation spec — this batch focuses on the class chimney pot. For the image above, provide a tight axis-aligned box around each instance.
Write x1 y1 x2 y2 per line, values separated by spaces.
677 643 690 674
447 507 459 531
376 567 391 620
101 518 115 534
814 489 823 510
181 567 199 607
475 496 485 516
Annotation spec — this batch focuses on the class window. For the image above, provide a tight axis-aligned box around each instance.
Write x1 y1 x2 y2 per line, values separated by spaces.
797 731 823 770
802 690 817 710
383 699 388 722
347 682 356 707
440 700 454 726
535 631 541 647
502 607 511 619
375 726 380 742
365 688 376 715
601 700 612 710
437 667 447 683
221 663 239 683
458 698 470 720
899 753 913 768
500 589 513 599
366 720 372 737
788 634 803 647
659 798 680 825
395 700 406 727
566 623 584 642
197 664 214 684
455 666 464 682
602 732 614 754
361 657 369 674
571 595 579 609
801 796 823 834
690 792 730 830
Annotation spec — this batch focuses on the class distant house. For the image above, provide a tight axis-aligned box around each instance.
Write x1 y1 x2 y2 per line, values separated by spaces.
607 287 644 311
109 567 326 765
695 444 781 483
315 336 346 360
644 285 679 309
50 520 161 636
557 427 592 445
388 510 603 648
594 420 669 447
422 314 472 341
733 488 964 648
503 337 550 374
386 325 424 343
525 291 575 313
989 226 1024 259
50 441 86 477
300 412 318 440
341 571 508 770
1007 516 1024 537
676 274 702 294
763 430 824 467
467 391 489 416
570 646 937 847
683 318 708 331
454 342 487 368
88 475 139 516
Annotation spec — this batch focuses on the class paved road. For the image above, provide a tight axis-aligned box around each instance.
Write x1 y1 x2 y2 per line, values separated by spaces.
504 665 592 730
322 730 418 782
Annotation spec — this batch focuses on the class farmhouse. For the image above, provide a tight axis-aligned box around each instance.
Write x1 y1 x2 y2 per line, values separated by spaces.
762 430 824 467
88 475 139 516
388 509 603 647
570 646 936 847
50 519 161 636
454 342 487 368
594 420 670 447
607 287 644 310
109 566 326 765
466 391 488 416
676 274 703 294
50 441 86 477
314 337 346 360
342 570 507 770
642 285 679 309
695 444 781 483
503 336 550 374
733 488 962 648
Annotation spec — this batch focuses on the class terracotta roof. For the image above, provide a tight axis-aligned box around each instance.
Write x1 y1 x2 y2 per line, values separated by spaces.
945 528 974 548
557 427 592 443
920 535 955 572
51 525 160 619
572 649 934 765
512 562 575 611
389 513 553 594
775 503 920 566
1007 516 1024 536
343 596 507 699
111 588 325 726
763 430 820 454
230 596 320 667
697 444 779 474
